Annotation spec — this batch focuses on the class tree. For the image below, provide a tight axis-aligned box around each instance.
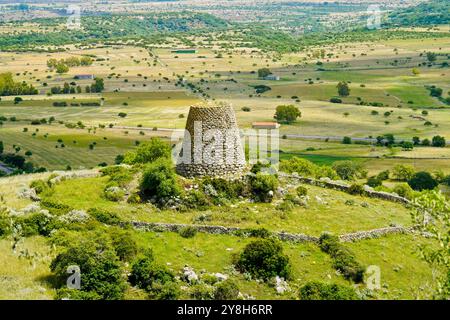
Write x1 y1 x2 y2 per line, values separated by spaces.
140 159 180 200
392 164 415 181
342 136 352 144
408 171 438 191
274 105 301 124
412 68 420 76
411 191 450 299
413 136 421 145
235 238 291 280
401 141 414 151
50 236 126 300
257 68 272 78
124 137 171 164
91 77 104 93
432 135 446 147
55 63 69 74
426 52 437 63
332 161 366 180
337 81 350 97
429 87 443 97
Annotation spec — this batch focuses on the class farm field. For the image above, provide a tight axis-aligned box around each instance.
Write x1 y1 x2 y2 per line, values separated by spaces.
0 0 449 303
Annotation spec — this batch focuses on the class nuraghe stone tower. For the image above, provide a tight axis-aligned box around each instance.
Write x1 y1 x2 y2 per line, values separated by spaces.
176 103 246 178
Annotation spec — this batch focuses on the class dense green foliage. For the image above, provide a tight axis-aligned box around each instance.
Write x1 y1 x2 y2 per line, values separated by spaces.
0 72 38 96
319 233 365 283
299 281 359 300
235 238 291 280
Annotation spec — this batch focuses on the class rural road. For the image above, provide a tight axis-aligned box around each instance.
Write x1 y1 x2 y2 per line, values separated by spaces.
111 126 388 144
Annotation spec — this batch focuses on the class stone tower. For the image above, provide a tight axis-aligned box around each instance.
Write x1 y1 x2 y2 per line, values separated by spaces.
176 102 246 178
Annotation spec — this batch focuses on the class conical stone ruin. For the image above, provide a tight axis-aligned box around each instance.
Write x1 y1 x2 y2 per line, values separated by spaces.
176 103 246 178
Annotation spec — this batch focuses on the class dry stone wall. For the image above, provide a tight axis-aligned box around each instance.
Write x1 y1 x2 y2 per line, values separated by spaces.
130 221 414 243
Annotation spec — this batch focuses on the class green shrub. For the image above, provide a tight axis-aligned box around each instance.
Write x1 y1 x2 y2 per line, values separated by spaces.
101 166 133 188
179 226 197 238
50 237 126 300
279 157 316 176
333 161 367 180
348 184 365 195
391 183 414 199
88 208 123 225
299 281 359 300
129 253 175 292
246 227 272 239
150 281 180 300
0 209 11 238
40 199 72 215
367 176 382 188
408 171 438 191
296 185 308 196
103 187 125 202
30 179 50 194
280 157 338 179
214 280 240 300
235 238 291 280
392 164 415 181
109 228 138 262
250 173 278 203
190 283 215 300
14 213 55 237
183 190 211 209
202 177 247 200
140 159 180 200
55 288 101 300
318 233 364 283
124 137 171 164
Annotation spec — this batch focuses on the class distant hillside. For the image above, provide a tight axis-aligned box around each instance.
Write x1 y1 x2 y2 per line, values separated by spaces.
387 0 450 27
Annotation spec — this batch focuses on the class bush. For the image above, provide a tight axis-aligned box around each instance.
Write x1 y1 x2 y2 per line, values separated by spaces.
201 177 247 200
235 238 291 280
179 226 197 238
124 137 171 164
129 254 175 292
330 97 342 103
150 281 180 300
101 166 133 188
190 283 215 300
88 208 123 225
367 176 382 188
140 159 180 200
296 185 308 197
332 161 367 180
30 179 50 194
319 233 364 283
299 281 359 300
50 237 126 300
408 171 438 191
250 173 278 203
214 280 239 300
110 229 138 262
0 209 11 238
391 183 414 199
342 136 352 144
348 184 365 195
432 135 446 147
392 164 415 181
14 213 55 237
274 105 301 124
103 187 125 202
